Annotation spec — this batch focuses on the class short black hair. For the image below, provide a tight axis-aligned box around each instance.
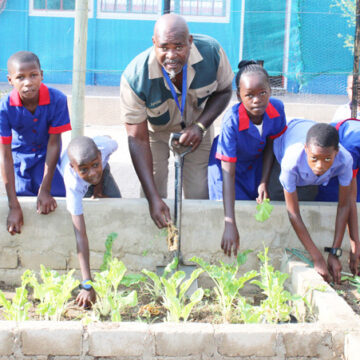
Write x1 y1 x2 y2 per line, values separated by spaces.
67 136 99 166
7 51 41 71
306 123 339 150
235 60 270 91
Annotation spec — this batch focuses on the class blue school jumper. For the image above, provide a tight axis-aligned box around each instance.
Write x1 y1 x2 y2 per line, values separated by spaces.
208 98 287 200
316 119 360 201
0 84 72 196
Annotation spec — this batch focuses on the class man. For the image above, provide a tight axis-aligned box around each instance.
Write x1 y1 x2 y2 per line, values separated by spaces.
120 13 233 228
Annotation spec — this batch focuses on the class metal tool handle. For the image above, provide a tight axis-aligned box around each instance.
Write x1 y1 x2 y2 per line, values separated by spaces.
169 132 192 157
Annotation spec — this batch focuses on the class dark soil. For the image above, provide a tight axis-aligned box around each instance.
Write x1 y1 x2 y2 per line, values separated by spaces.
333 281 360 316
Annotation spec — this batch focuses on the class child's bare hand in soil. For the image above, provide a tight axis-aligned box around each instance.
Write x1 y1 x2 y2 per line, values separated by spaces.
328 254 342 284
76 288 96 309
349 243 360 276
37 189 57 214
314 256 331 283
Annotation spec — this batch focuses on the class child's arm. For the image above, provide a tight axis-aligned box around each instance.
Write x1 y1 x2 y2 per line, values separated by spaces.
284 189 331 282
0 143 23 235
328 184 351 283
71 214 96 308
37 133 61 214
221 160 239 256
348 178 360 275
257 138 275 203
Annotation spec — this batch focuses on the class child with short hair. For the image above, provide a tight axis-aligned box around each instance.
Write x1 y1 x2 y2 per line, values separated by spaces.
0 51 71 235
208 60 287 257
61 135 121 308
316 119 360 275
273 119 354 283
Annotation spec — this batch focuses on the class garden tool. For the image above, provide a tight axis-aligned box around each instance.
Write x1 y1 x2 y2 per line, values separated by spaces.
156 132 198 293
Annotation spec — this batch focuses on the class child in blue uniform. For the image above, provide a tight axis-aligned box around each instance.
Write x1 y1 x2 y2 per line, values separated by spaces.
208 60 287 256
316 119 360 275
273 119 354 283
0 51 71 235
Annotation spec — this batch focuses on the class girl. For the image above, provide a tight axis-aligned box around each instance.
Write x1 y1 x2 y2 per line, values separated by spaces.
208 60 287 257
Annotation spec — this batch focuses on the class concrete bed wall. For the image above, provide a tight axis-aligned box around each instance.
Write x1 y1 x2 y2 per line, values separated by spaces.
0 197 356 285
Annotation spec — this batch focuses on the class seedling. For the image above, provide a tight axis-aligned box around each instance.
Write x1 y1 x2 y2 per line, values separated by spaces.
90 258 138 321
28 266 79 321
142 257 204 322
0 270 32 321
255 198 273 222
341 274 360 294
191 251 258 322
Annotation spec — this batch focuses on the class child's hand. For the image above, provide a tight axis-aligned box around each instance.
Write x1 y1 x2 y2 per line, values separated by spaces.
7 206 24 235
313 256 331 283
256 183 269 204
349 243 360 276
221 221 239 257
76 288 96 309
37 189 57 214
327 254 342 284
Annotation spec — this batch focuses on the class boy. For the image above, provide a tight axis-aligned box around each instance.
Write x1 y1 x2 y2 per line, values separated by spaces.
273 119 353 284
316 119 360 275
0 51 71 235
61 135 121 308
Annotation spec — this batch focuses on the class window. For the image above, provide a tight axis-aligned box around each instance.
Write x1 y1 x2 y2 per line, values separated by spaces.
100 0 158 14
33 0 75 10
29 0 93 18
97 0 229 22
171 0 227 18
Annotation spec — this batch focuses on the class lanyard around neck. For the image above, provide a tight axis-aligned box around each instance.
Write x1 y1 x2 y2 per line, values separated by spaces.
162 64 187 129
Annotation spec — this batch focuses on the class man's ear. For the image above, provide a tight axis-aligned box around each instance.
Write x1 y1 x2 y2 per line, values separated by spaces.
304 144 308 154
188 34 193 45
236 89 241 102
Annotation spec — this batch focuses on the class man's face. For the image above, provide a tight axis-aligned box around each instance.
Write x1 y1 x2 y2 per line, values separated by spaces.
7 60 43 103
305 143 338 176
70 152 103 185
152 29 193 79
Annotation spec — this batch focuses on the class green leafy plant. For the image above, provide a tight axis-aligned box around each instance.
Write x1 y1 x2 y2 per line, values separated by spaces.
255 198 273 222
251 247 299 323
90 258 138 321
142 257 204 322
28 265 79 321
190 251 258 322
100 232 118 271
0 270 32 321
341 273 360 293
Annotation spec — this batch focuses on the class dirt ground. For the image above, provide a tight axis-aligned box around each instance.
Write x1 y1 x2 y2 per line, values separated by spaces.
333 281 360 316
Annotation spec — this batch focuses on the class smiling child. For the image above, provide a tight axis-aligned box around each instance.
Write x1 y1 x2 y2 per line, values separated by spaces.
61 135 121 308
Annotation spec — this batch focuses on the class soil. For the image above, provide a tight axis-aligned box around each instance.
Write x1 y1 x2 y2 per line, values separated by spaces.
333 280 360 316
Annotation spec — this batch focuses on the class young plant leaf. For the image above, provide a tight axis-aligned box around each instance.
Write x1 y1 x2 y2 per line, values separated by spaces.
255 198 273 222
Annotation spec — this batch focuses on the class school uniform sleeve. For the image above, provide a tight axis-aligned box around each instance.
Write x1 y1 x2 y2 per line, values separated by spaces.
215 109 238 162
278 144 303 193
0 96 13 144
47 88 72 134
337 147 354 186
93 136 118 165
267 99 287 139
